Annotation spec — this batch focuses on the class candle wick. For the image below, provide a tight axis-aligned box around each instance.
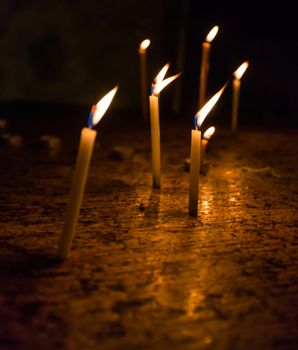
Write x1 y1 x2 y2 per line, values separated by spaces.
194 116 198 130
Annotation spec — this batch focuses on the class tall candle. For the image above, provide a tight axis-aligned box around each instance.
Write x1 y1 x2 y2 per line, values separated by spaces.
58 86 118 259
189 85 226 216
189 129 201 215
201 126 215 163
231 61 249 133
149 95 161 187
139 39 150 123
198 26 219 109
149 63 180 188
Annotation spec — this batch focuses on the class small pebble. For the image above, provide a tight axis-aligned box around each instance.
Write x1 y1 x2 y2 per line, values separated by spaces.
0 119 7 129
109 146 134 160
1 133 22 147
39 135 61 150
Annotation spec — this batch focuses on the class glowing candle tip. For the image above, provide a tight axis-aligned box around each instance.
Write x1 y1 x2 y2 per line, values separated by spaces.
154 63 170 84
205 25 219 43
234 61 249 80
140 39 151 50
195 83 227 128
89 85 118 128
153 73 181 95
203 126 215 140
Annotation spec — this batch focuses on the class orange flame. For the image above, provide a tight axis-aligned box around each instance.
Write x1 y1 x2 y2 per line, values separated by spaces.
234 61 249 80
91 86 118 126
152 63 180 95
153 73 181 95
154 63 170 84
205 26 219 43
203 126 215 140
196 84 227 128
139 39 151 50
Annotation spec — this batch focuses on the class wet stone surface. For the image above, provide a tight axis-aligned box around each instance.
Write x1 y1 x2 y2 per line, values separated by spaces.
0 121 297 350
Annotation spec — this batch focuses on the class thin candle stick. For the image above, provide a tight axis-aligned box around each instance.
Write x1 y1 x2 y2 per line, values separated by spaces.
189 129 201 215
58 86 118 259
198 26 219 109
231 79 241 133
149 95 161 187
189 85 226 216
231 61 249 133
149 64 180 188
139 39 150 123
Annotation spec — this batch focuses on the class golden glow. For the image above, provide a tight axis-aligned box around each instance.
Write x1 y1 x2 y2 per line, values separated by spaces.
154 63 170 84
140 39 151 50
205 26 219 42
92 86 118 126
234 61 249 80
153 73 181 95
196 84 226 128
203 126 215 140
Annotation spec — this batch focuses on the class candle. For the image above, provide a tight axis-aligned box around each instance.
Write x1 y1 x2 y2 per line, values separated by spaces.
231 61 249 133
58 86 118 259
189 85 226 216
201 126 215 163
139 39 151 123
149 64 180 188
198 25 219 109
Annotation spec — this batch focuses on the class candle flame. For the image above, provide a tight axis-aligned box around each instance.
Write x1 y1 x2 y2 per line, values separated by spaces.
203 126 215 140
205 26 219 43
234 61 249 80
154 63 170 84
153 73 181 95
89 86 118 127
195 84 227 128
140 39 151 50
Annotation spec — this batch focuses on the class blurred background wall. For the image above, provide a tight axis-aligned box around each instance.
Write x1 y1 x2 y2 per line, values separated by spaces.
0 0 296 124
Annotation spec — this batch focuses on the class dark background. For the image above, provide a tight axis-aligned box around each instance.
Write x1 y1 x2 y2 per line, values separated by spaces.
0 0 296 126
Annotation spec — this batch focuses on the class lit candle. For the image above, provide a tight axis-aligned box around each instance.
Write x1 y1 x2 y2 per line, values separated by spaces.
150 64 180 188
201 126 215 163
189 85 226 216
58 86 118 259
198 25 219 109
139 39 151 122
231 61 249 133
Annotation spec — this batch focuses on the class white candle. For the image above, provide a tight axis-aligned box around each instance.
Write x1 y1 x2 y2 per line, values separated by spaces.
139 39 150 123
198 26 219 109
189 129 201 215
149 95 161 188
149 63 180 188
231 61 249 133
189 85 226 216
58 86 118 259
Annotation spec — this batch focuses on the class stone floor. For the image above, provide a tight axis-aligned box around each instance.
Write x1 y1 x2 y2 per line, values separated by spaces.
0 119 297 350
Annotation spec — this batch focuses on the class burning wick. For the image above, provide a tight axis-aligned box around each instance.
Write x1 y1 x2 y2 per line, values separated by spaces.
58 86 118 259
138 39 151 122
189 84 226 216
231 61 249 133
149 63 180 188
198 25 219 109
201 126 215 163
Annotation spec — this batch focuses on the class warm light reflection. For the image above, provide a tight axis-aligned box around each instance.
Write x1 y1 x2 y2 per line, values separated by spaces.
140 39 151 50
153 73 181 95
203 126 215 140
205 26 219 43
196 84 226 128
89 86 118 127
234 61 249 80
187 289 204 317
